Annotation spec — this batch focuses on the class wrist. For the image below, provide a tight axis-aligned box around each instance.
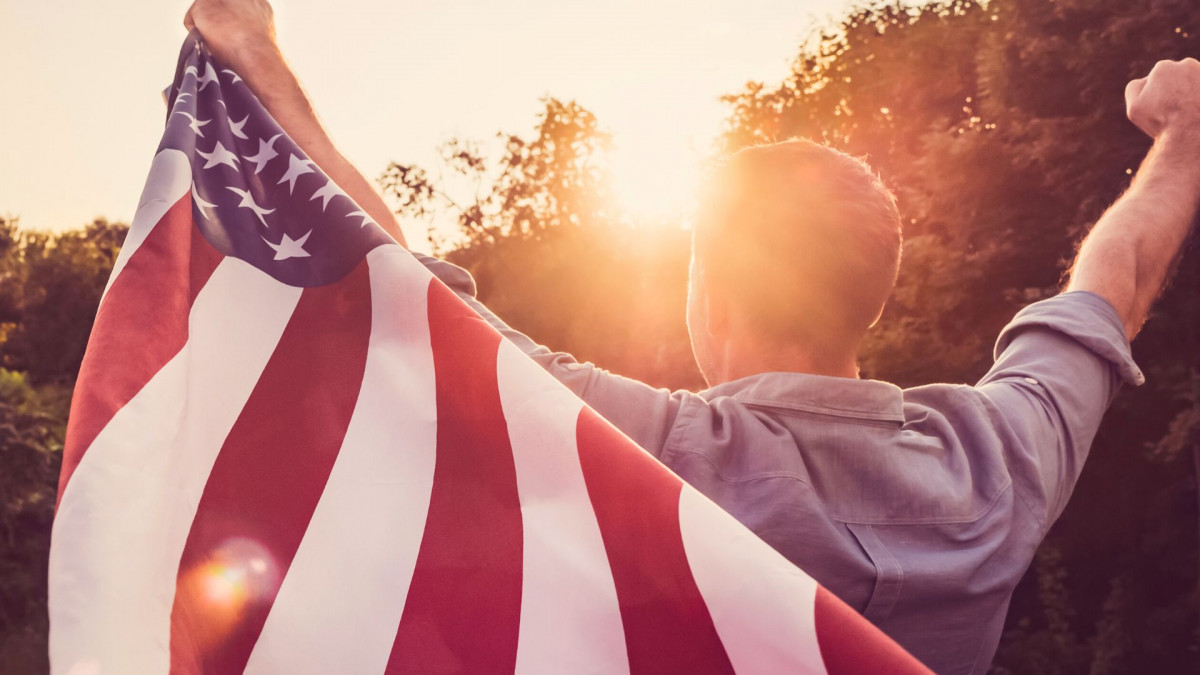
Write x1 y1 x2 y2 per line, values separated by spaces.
206 30 280 73
1156 126 1200 158
1149 130 1200 185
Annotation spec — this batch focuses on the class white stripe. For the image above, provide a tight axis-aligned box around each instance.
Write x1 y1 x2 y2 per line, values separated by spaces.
244 246 438 675
497 340 630 675
48 258 303 675
678 487 827 675
102 149 192 299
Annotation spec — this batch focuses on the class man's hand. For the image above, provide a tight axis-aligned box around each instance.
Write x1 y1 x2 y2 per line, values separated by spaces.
1066 59 1200 339
1126 58 1200 144
180 0 408 245
184 0 277 68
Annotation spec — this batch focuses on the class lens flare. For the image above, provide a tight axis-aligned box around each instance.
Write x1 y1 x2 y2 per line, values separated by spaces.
201 561 247 608
177 537 279 649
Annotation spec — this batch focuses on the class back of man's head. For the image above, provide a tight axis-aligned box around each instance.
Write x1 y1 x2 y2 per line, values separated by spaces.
694 139 902 362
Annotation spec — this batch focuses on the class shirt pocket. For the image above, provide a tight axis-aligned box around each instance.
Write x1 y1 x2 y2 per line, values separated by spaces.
846 523 904 622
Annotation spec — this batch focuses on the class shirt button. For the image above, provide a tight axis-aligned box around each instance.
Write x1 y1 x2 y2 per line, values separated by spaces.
1023 377 1039 385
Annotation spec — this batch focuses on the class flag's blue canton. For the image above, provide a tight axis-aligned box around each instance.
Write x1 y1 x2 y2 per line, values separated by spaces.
159 35 392 288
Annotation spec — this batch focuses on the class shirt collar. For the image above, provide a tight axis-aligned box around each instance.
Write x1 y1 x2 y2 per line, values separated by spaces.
700 371 905 424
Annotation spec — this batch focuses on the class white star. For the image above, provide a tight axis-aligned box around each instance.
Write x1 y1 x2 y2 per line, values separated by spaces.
346 210 375 228
262 230 312 261
226 186 275 228
278 154 314 194
197 62 220 91
221 68 243 84
310 180 345 212
245 134 281 175
174 92 192 104
229 115 249 139
173 111 210 137
184 65 199 78
197 141 240 171
191 182 217 219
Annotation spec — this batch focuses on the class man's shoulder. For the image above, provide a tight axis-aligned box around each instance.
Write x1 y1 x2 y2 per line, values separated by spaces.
665 378 1017 528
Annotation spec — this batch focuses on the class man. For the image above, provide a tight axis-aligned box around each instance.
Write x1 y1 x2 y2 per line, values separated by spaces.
185 1 1200 672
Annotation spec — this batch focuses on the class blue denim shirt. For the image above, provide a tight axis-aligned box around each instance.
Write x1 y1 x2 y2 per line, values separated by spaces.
416 253 1142 674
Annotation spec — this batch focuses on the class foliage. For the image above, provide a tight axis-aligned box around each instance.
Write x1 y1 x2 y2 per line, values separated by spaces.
0 218 127 385
0 370 67 674
380 98 619 253
0 216 123 673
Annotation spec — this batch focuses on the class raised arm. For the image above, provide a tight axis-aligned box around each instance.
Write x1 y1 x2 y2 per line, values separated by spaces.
183 0 407 246
1067 58 1200 339
185 0 696 458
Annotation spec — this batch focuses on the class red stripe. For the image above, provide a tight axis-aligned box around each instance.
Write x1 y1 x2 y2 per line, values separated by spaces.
814 585 932 674
59 195 223 506
168 261 372 674
575 407 734 674
385 281 523 674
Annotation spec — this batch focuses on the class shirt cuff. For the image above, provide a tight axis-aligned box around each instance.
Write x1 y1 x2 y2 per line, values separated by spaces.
994 291 1145 386
411 252 477 298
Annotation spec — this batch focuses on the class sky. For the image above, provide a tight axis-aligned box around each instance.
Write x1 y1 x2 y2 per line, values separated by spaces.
0 0 858 248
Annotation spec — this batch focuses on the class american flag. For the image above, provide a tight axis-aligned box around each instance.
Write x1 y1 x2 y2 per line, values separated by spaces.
47 34 931 674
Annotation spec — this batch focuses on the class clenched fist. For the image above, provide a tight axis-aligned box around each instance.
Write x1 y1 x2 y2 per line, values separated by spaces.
1126 58 1200 143
184 0 277 66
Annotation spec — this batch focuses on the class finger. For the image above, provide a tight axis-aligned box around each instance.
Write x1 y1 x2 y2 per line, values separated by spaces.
1125 77 1147 110
1147 59 1174 79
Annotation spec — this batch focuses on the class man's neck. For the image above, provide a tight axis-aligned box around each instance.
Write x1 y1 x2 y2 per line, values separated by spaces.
709 346 860 386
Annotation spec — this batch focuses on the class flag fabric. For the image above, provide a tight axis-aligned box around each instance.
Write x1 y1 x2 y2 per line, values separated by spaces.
48 34 932 674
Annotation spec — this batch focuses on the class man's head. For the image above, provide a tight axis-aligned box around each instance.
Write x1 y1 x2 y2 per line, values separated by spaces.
688 139 902 385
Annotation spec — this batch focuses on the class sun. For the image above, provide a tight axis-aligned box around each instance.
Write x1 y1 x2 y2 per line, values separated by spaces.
610 135 705 223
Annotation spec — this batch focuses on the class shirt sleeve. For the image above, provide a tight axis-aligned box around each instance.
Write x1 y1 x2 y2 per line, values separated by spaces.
412 252 692 458
975 290 1143 530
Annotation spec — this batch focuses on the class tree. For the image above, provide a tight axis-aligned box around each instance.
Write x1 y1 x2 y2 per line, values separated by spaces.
0 219 127 385
381 97 619 252
381 98 703 389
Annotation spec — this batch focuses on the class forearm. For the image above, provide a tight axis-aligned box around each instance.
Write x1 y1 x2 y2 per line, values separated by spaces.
216 39 407 246
1067 133 1200 339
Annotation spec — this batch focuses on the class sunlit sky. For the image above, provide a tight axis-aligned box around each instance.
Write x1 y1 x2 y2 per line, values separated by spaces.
1 0 858 249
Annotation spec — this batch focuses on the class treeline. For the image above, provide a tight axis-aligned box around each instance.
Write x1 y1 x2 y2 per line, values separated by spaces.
3 0 1199 672
0 218 126 671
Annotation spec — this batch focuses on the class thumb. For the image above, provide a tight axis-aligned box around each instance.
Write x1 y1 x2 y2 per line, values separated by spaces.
1125 77 1147 112
183 3 196 31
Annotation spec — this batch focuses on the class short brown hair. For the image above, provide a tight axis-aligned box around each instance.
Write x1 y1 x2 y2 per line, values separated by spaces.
695 139 902 351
